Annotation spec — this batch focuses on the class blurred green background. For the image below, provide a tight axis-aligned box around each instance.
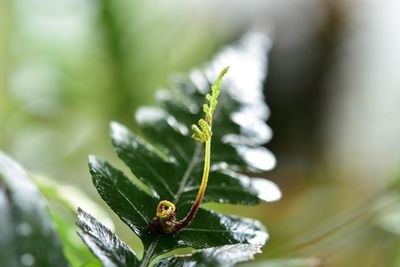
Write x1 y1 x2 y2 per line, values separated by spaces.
1 0 400 266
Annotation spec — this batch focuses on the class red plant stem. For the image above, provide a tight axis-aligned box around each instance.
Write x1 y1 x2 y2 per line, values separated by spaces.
176 138 211 231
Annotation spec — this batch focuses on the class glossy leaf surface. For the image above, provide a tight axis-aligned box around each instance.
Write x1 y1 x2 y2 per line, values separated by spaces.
0 151 70 267
78 33 279 266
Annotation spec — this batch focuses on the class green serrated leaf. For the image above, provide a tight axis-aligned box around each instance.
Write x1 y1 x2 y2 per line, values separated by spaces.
80 33 279 266
77 208 139 267
88 155 158 247
87 154 269 255
0 151 70 267
154 244 262 267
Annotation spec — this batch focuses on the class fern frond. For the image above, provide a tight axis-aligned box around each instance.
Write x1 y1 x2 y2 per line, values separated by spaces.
191 66 229 142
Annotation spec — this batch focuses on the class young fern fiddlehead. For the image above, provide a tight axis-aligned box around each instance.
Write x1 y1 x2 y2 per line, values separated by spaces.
148 67 229 235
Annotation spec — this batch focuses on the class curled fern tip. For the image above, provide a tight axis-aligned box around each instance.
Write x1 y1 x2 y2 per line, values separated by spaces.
149 67 229 235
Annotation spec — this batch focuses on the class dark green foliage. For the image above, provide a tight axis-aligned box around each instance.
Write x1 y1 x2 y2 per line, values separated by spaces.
77 208 138 267
0 151 70 267
77 33 280 266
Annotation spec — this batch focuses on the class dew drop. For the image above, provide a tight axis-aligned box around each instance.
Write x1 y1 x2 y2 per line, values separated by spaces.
20 253 35 266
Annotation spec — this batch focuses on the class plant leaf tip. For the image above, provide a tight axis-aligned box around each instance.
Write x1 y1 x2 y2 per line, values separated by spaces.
214 66 229 86
221 66 229 76
88 154 96 164
190 67 229 144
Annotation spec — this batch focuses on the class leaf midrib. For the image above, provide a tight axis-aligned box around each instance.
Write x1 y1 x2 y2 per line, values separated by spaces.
173 142 202 204
115 187 148 225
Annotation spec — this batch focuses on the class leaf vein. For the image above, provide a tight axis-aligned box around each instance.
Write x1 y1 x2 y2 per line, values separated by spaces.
115 187 149 224
143 161 175 197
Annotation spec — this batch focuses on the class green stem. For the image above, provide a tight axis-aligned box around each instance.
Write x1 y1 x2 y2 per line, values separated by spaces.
177 138 211 231
139 238 159 267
